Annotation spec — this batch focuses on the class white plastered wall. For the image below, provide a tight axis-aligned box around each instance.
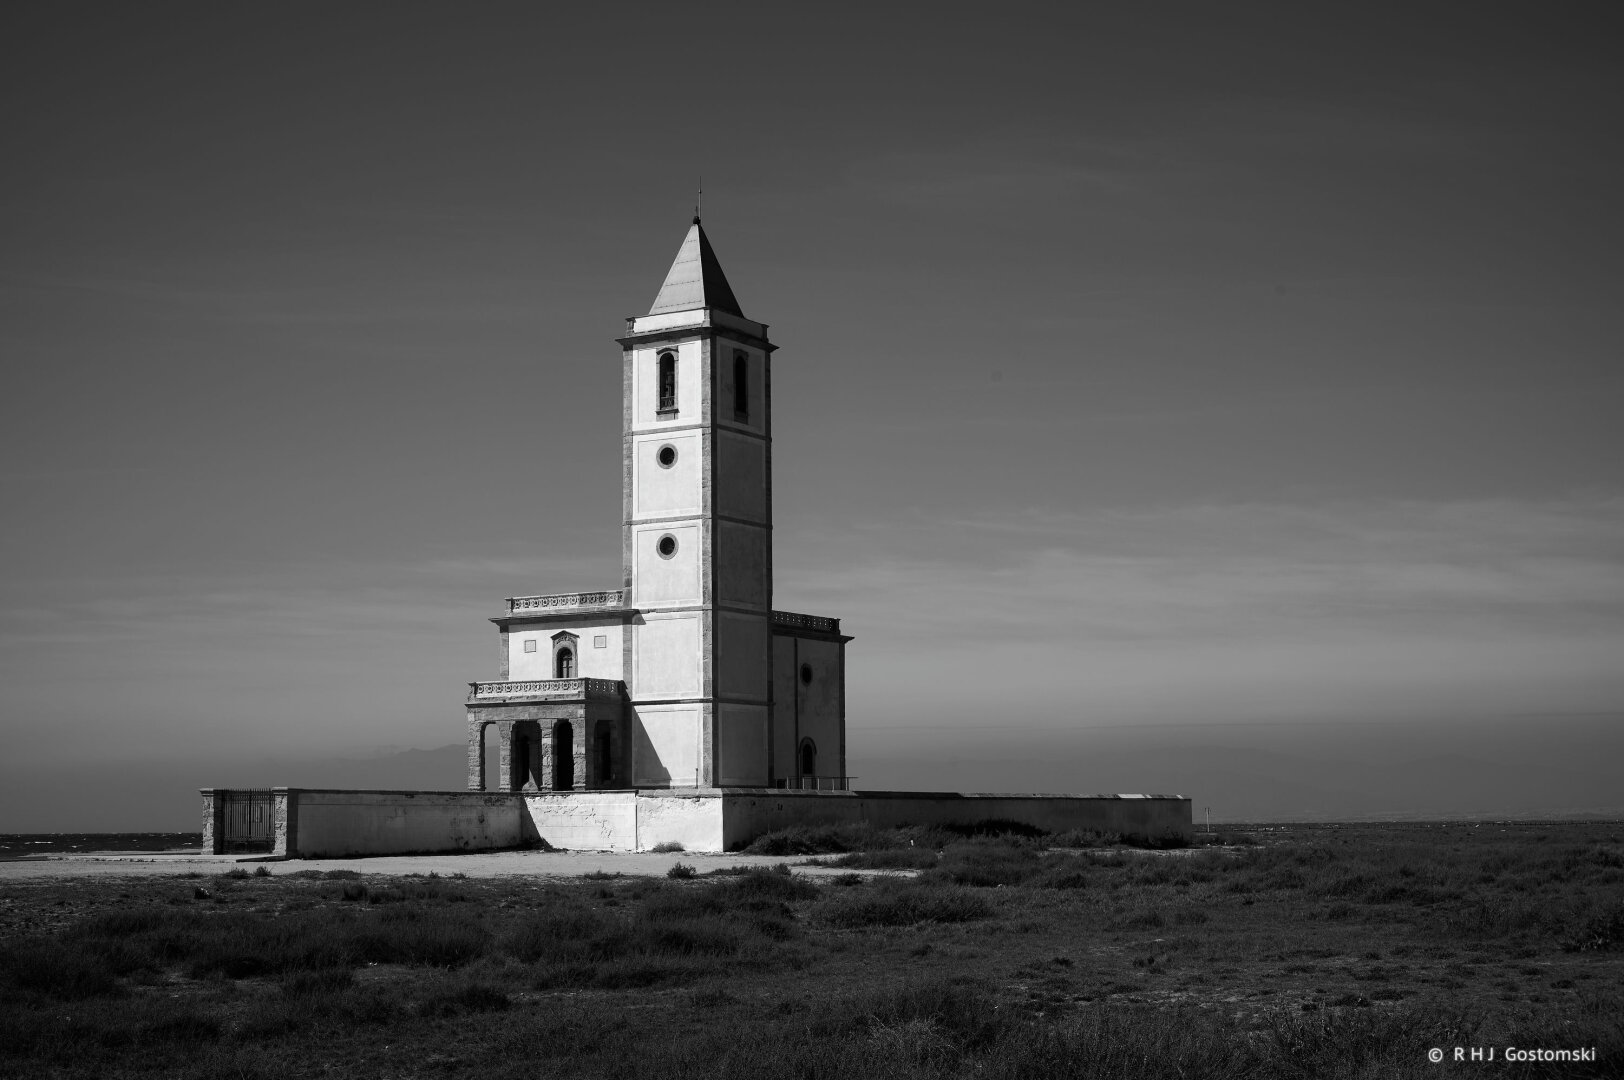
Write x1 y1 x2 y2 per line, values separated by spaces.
715 343 765 436
289 791 526 857
718 703 768 786
632 613 701 698
632 703 701 787
636 792 725 851
795 638 843 778
508 622 626 680
714 430 766 522
632 524 701 606
521 791 726 851
630 340 702 428
771 636 798 779
716 520 768 607
633 431 702 517
523 792 638 850
716 612 769 699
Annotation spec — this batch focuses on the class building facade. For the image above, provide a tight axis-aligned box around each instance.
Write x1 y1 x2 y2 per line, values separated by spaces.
201 217 1191 855
464 218 851 794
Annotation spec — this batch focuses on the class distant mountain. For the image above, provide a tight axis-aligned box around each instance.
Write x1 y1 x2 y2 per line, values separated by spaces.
5 725 1620 833
0 745 476 833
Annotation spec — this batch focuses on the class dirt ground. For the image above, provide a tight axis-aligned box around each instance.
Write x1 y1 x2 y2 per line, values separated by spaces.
0 848 873 881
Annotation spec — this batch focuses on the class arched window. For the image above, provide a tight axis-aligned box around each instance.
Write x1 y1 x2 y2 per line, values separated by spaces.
799 738 817 779
550 631 578 679
733 351 748 420
657 352 677 414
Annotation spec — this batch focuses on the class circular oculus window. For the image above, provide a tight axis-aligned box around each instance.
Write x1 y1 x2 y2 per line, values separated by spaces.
800 663 814 685
656 444 677 468
657 534 678 559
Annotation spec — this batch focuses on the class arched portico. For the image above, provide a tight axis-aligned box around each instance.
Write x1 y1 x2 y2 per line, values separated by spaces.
465 679 626 792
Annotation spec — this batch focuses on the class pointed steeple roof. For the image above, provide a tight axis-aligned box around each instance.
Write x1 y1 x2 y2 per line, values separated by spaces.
648 217 744 318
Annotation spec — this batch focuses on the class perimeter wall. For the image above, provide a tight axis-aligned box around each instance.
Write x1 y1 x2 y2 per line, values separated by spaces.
200 788 1191 857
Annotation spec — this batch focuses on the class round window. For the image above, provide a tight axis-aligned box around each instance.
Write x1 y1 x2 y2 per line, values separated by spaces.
800 663 813 685
657 534 678 559
657 445 677 468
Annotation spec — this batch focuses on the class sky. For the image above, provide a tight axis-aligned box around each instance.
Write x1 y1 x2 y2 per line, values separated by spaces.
2 2 1621 830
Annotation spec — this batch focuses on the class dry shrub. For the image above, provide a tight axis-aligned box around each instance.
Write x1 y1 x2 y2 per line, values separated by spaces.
415 980 510 1016
740 822 884 855
825 847 940 870
0 939 121 1001
821 879 992 928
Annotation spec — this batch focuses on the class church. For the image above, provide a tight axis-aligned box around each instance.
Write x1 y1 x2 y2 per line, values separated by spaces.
201 216 1190 856
463 216 851 795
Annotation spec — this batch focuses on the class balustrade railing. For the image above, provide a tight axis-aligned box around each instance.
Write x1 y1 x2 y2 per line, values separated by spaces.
506 590 625 615
771 610 841 634
778 776 853 792
468 678 623 700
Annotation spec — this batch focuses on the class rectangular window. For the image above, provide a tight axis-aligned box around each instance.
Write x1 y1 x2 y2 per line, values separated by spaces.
522 639 537 653
593 635 607 648
733 351 748 420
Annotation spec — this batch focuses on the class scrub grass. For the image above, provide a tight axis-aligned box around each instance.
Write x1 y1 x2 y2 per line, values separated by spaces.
1 822 1621 1078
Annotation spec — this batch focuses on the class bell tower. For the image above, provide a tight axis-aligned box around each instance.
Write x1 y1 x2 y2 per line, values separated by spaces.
618 217 775 786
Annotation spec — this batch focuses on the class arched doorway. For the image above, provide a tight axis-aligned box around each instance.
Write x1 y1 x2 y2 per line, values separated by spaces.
594 723 613 787
799 738 817 782
511 722 540 791
512 728 530 790
553 720 574 790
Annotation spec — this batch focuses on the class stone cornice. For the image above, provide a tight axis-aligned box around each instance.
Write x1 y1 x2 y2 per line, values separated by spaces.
616 325 776 354
494 590 637 627
493 609 639 628
627 511 771 529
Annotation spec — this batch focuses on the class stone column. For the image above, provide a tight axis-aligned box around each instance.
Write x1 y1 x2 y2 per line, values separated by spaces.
273 788 297 858
539 723 555 791
496 722 513 793
200 790 219 854
573 710 588 793
467 722 484 791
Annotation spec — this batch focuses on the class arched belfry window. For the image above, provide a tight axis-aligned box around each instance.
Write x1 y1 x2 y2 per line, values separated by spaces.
733 351 748 421
550 631 578 679
657 352 677 415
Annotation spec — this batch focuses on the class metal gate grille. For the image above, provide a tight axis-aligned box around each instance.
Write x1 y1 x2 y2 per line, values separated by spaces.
218 789 274 853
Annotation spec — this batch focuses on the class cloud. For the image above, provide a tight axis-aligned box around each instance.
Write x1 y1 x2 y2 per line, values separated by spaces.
0 550 612 762
776 493 1624 731
3 493 1618 771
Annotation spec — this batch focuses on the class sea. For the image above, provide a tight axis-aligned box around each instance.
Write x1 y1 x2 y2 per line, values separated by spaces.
0 833 202 860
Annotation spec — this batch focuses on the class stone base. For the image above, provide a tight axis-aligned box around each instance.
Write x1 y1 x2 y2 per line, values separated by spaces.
200 787 1193 858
